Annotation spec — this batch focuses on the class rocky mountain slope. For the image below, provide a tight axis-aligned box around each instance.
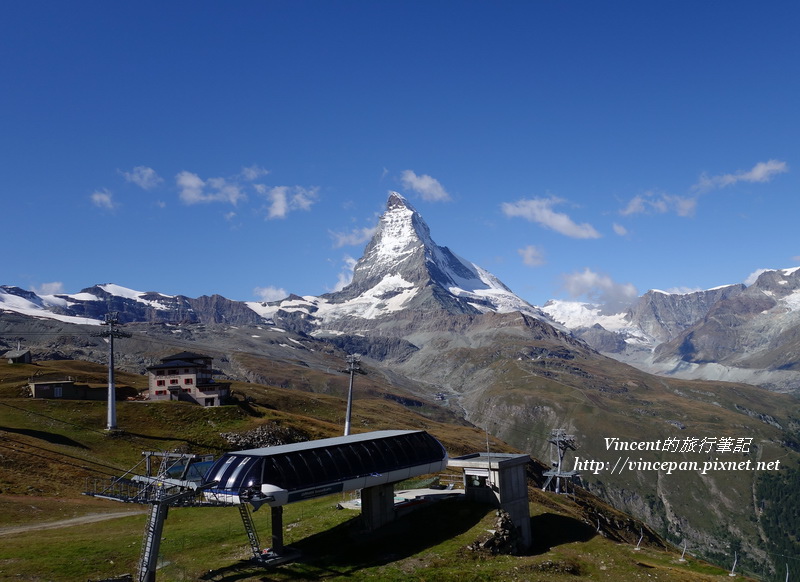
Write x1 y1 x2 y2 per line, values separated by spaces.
543 268 800 393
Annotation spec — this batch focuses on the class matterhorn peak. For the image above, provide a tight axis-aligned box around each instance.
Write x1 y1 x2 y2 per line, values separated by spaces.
386 190 410 209
320 192 543 320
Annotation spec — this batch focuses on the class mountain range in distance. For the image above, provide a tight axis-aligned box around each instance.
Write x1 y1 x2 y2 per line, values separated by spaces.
3 193 799 394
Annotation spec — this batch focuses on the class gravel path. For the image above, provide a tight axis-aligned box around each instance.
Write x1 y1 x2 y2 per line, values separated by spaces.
0 509 148 536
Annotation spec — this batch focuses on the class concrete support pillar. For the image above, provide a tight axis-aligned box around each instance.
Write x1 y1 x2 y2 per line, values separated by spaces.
360 483 395 531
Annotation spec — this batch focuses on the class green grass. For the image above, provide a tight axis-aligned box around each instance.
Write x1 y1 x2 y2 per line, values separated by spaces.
0 359 765 580
0 493 743 582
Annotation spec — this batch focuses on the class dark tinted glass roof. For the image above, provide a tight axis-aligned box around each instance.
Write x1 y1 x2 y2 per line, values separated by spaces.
203 430 446 494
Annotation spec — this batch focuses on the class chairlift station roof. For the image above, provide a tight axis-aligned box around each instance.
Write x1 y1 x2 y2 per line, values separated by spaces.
202 430 448 505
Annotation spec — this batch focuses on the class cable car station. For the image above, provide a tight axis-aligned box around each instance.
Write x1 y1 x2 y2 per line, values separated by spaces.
86 430 455 582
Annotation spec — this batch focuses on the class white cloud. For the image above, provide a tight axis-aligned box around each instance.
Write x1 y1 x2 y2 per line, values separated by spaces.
400 170 451 202
329 226 377 249
612 223 628 236
122 166 163 190
619 191 697 218
561 267 638 313
32 282 65 295
670 195 697 217
693 159 788 192
518 245 545 267
240 165 269 181
262 186 319 219
332 255 358 291
91 188 115 209
253 285 288 302
501 197 601 239
176 171 206 203
176 171 246 205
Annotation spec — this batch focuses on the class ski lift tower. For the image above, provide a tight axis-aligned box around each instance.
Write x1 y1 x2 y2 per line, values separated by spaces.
541 428 579 494
342 354 364 436
92 312 131 430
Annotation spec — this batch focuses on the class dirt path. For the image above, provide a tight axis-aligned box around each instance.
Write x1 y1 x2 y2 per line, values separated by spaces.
0 509 148 536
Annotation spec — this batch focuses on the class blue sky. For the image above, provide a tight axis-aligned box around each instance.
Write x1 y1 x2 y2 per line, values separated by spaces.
2 1 798 310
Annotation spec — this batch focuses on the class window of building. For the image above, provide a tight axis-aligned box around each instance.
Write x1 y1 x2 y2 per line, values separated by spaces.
54 386 63 398
184 378 193 385
156 380 165 387
168 369 177 375
156 370 165 376
182 388 192 393
155 390 166 395
170 379 179 385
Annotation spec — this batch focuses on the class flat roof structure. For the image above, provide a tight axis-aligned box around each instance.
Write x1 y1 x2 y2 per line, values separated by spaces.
448 452 532 551
203 429 448 507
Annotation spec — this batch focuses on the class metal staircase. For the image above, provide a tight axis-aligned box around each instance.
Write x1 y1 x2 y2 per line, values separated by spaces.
238 502 262 559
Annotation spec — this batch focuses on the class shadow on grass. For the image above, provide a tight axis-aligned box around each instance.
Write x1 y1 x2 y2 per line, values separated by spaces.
0 426 88 449
200 498 490 581
528 512 596 555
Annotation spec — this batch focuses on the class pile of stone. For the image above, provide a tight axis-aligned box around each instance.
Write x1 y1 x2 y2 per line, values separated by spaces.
466 509 519 555
220 422 309 449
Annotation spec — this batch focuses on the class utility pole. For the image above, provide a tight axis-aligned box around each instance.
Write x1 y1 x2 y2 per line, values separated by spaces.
93 312 131 430
343 354 362 436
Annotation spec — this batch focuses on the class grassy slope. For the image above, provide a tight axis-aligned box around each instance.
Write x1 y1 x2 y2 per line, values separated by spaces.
437 333 800 577
0 360 757 581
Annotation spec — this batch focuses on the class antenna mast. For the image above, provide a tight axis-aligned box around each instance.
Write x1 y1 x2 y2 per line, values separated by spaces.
93 312 131 430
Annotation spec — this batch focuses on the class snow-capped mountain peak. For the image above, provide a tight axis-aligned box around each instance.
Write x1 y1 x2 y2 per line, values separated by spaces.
321 192 542 319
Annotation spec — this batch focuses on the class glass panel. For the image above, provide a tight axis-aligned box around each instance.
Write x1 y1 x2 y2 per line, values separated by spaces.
225 456 251 490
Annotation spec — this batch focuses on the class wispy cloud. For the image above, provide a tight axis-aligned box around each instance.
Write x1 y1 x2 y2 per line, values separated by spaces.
561 267 638 312
253 285 288 302
744 268 771 286
261 186 319 219
400 170 451 202
121 166 163 190
91 188 115 209
619 190 697 218
240 165 269 181
176 171 246 205
329 226 377 249
612 223 628 236
331 255 357 291
31 281 65 295
501 197 601 239
518 245 545 267
693 159 788 192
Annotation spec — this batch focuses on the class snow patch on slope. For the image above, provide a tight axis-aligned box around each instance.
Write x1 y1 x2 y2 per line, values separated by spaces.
315 275 418 321
0 288 101 326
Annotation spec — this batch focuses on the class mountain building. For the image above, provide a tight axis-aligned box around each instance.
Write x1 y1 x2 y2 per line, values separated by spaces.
4 348 31 364
146 351 230 406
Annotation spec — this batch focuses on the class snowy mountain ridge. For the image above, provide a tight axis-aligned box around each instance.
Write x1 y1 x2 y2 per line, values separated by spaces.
1 193 545 330
248 192 548 331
